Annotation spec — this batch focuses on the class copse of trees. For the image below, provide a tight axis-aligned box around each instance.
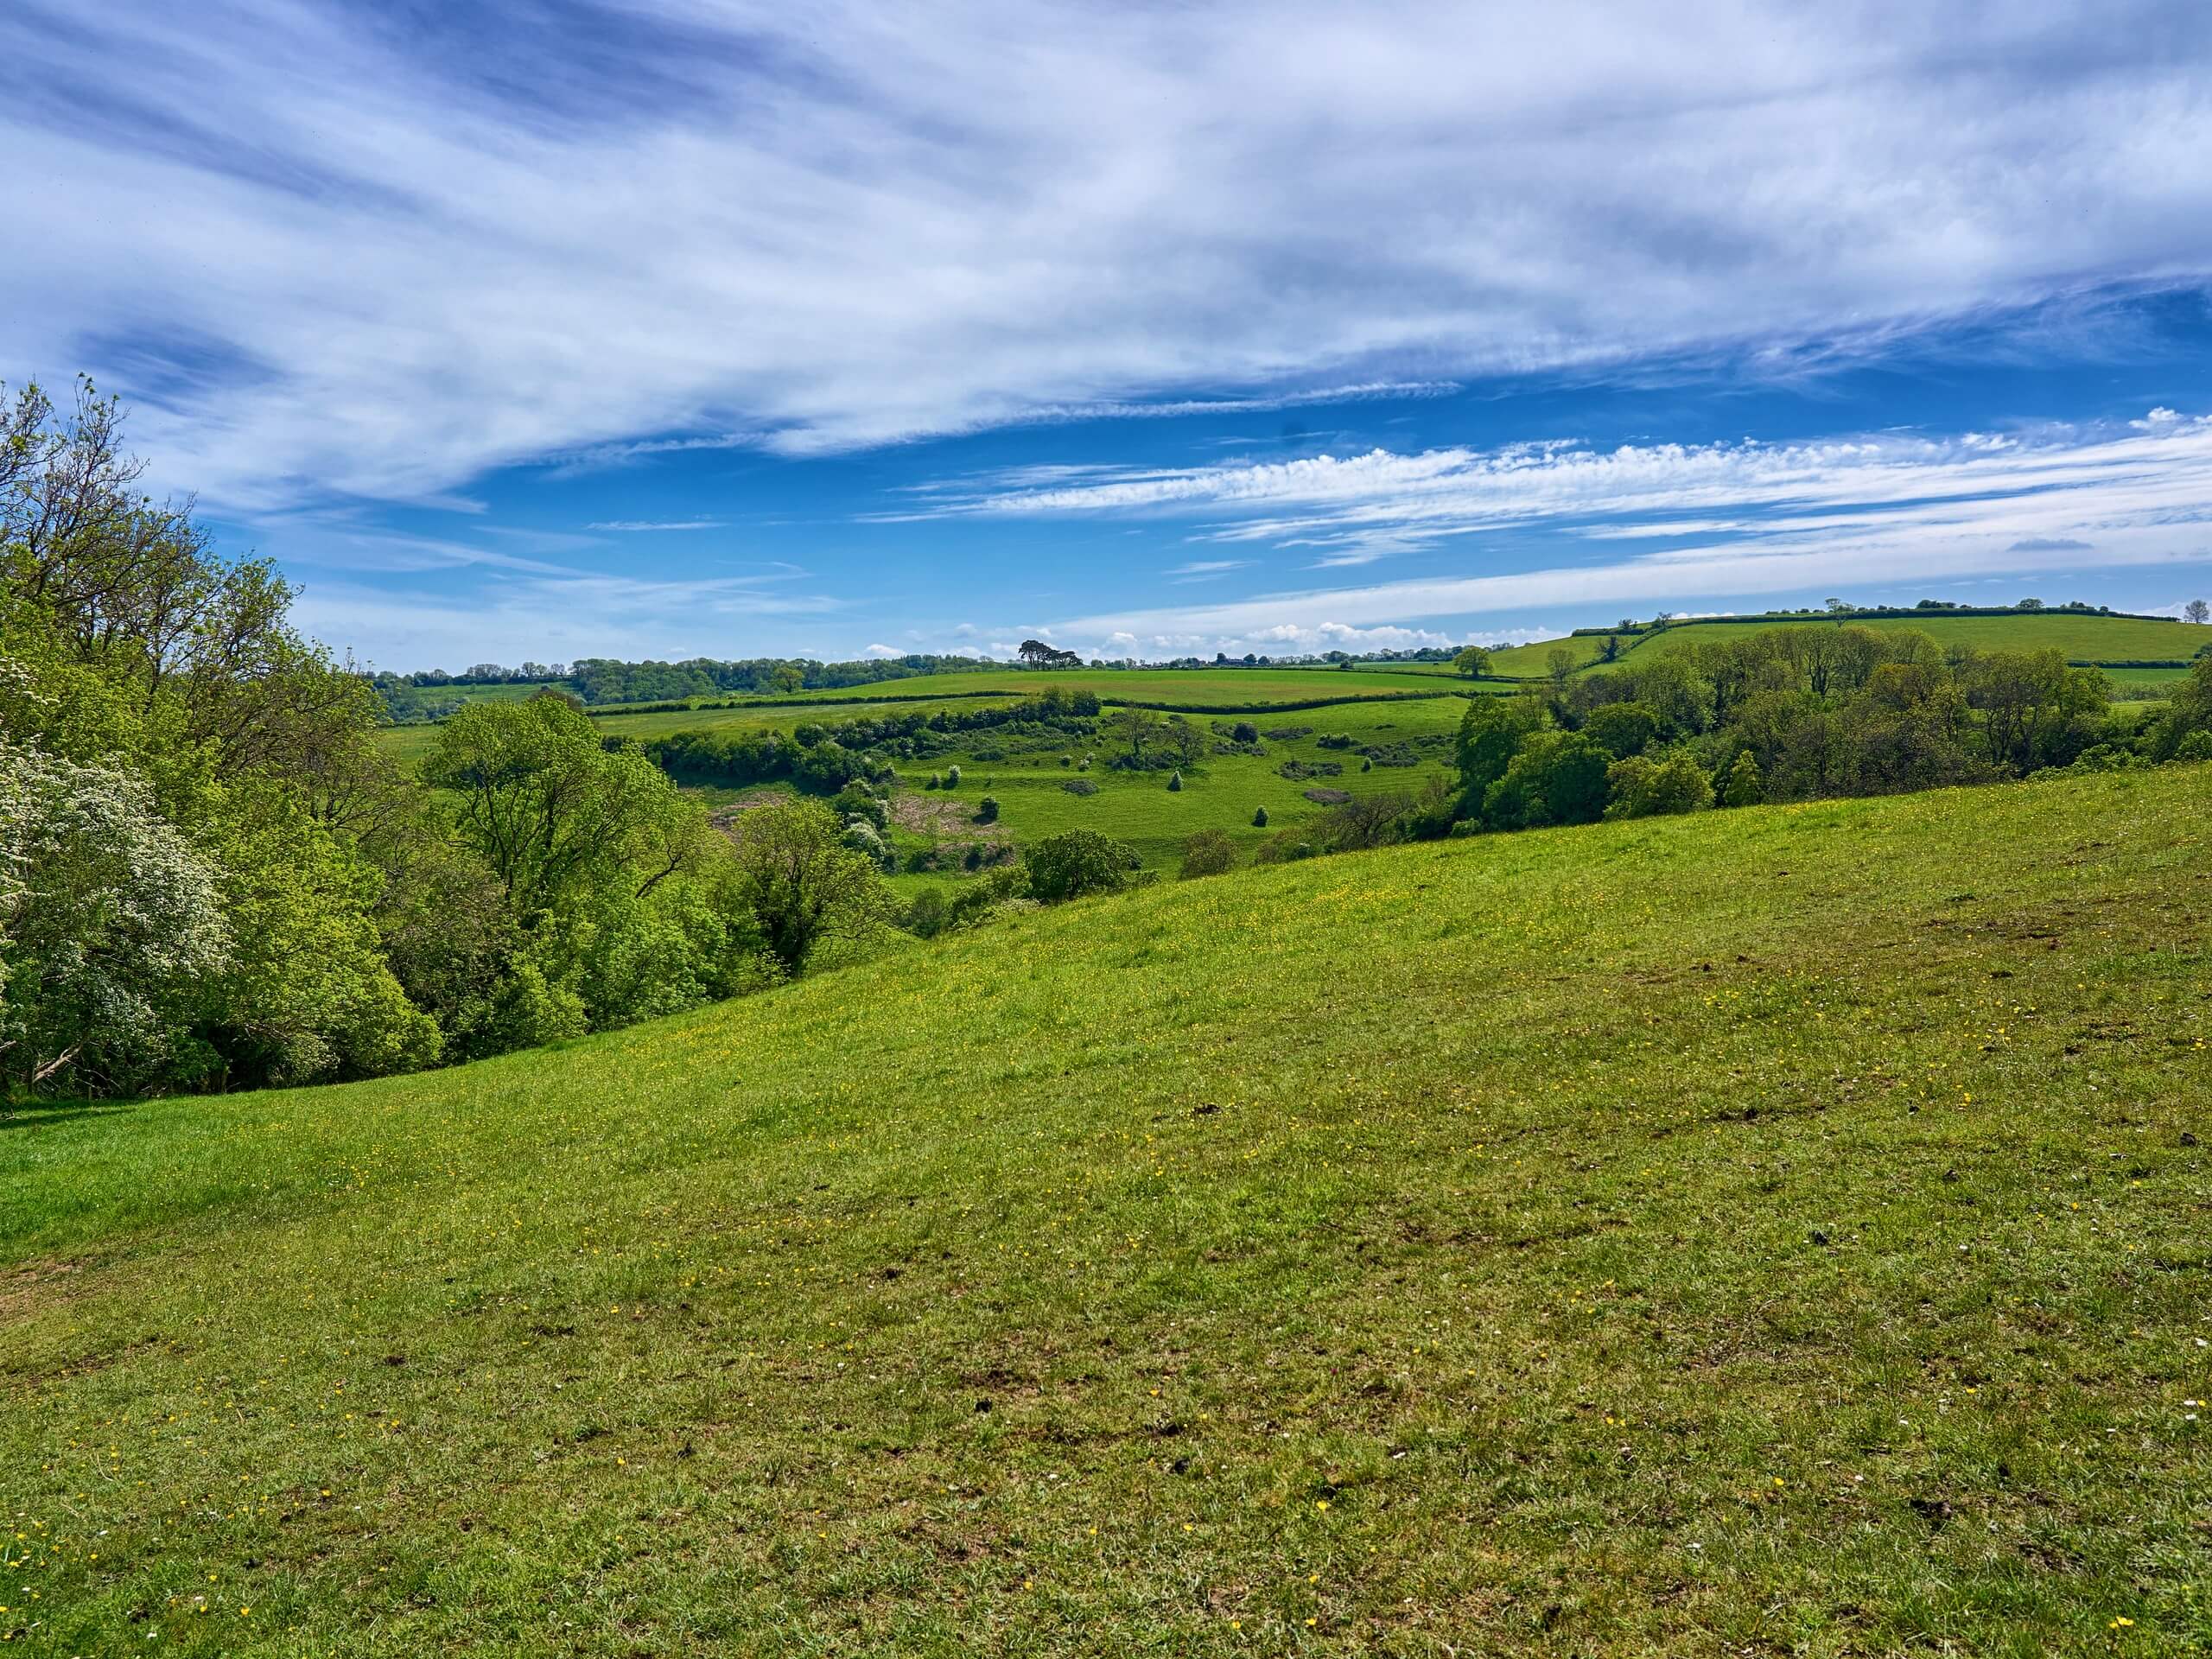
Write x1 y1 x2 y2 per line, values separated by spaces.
0 380 897 1100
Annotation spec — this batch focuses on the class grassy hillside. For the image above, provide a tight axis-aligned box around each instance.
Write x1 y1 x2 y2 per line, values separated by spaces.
4 765 2209 1655
1485 612 2211 678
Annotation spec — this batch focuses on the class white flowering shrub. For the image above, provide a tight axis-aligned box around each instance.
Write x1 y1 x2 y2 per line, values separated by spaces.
1 747 232 1091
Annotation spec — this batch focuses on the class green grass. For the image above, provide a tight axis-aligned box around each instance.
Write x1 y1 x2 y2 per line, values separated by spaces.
4 764 2210 1655
772 667 1461 707
899 696 1466 872
1485 613 2211 679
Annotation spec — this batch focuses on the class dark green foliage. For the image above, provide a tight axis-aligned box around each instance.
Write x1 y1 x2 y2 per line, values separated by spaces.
901 887 950 938
1166 770 1183 791
1453 694 1548 810
976 795 1000 823
1483 730 1612 829
1252 805 1269 826
1024 830 1141 903
1583 699 1659 757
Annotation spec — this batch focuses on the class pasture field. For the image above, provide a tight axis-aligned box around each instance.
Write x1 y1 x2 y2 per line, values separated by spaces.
3 764 2209 1656
1482 612 2209 679
882 694 1468 874
774 666 1461 707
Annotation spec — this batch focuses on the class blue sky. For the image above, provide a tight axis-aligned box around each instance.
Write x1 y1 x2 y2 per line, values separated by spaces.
4 2 2211 669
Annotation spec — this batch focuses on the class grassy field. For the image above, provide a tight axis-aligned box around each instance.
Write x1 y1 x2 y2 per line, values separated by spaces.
3 763 2209 1655
1483 613 2210 679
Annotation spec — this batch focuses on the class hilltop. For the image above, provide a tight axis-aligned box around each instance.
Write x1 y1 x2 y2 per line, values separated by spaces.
4 763 2208 1655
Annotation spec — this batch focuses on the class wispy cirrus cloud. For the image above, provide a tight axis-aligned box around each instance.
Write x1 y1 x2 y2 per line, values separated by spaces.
6 2 2212 516
585 518 727 532
976 411 2212 652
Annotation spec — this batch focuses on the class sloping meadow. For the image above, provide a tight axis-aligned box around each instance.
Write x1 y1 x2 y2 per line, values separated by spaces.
3 766 2208 1655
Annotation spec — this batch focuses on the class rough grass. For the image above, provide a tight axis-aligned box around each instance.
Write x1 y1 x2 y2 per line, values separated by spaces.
5 766 2209 1655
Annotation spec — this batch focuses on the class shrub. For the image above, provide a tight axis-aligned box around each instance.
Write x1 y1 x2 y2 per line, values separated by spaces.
926 772 942 790
1230 721 1259 743
976 795 1000 823
944 764 962 788
1166 770 1183 791
1063 778 1099 797
1025 830 1141 902
1059 753 1073 767
902 887 949 938
2171 728 2212 762
1317 733 1355 749
1252 805 1269 827
1360 757 1373 772
1605 750 1714 819
1179 829 1236 878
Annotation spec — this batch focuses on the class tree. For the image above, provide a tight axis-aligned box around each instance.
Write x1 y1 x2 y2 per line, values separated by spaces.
976 795 1000 823
1454 693 1548 812
2187 599 2209 625
1017 639 1079 667
1583 701 1658 758
1451 645 1491 679
1720 750 1765 806
1026 830 1141 902
1965 650 2107 772
0 748 232 1092
424 696 704 914
726 798 890 971
1605 750 1713 819
1166 770 1183 791
1252 805 1269 827
1107 704 1162 766
1482 731 1611 830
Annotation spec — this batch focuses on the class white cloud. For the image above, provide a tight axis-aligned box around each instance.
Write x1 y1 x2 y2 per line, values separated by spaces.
2133 407 2184 429
862 642 902 657
5 3 2211 512
585 518 727 532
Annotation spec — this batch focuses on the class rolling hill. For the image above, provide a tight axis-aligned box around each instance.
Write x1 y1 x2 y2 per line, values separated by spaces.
4 763 2208 1655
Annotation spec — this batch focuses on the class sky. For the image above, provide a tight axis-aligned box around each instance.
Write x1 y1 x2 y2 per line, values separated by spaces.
4 1 2212 670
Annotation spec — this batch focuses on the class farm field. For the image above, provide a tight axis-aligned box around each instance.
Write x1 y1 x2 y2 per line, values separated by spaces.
773 666 1463 707
4 764 2209 1656
1481 612 2210 679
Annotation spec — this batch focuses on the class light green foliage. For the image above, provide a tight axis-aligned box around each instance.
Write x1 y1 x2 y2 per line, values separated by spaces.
726 797 893 971
2175 728 2212 762
2 769 2205 1653
1454 692 1548 808
1604 748 1714 819
1720 749 1765 806
2151 655 2212 759
1451 643 1491 678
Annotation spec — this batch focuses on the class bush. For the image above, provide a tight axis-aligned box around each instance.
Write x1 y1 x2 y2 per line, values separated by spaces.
1025 830 1141 902
944 764 962 788
1179 829 1236 878
1605 750 1714 819
1230 721 1259 743
1166 770 1183 791
903 887 949 938
2171 728 2212 762
926 772 942 790
976 795 1000 823
1317 733 1355 750
1252 805 1269 827
1063 778 1099 797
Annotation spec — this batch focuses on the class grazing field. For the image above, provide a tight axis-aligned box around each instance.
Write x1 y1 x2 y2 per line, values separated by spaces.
772 666 1464 707
1483 612 2211 679
4 764 2209 1656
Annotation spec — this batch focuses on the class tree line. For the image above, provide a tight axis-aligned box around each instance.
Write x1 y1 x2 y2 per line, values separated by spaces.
0 383 898 1100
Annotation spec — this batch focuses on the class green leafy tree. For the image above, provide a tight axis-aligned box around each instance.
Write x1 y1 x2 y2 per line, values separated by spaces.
1720 750 1765 806
1455 694 1548 817
1026 830 1141 902
424 696 706 915
1583 700 1659 758
1451 645 1491 679
1482 731 1611 830
1605 750 1714 819
727 798 892 971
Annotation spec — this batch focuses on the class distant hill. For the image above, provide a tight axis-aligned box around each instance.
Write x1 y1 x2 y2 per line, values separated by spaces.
6 762 2207 1654
1481 606 2210 678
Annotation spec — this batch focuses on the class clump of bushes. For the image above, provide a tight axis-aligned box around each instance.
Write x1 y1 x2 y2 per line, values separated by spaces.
976 795 1000 823
1025 830 1142 902
1179 829 1236 878
1063 778 1099 797
1317 733 1355 750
